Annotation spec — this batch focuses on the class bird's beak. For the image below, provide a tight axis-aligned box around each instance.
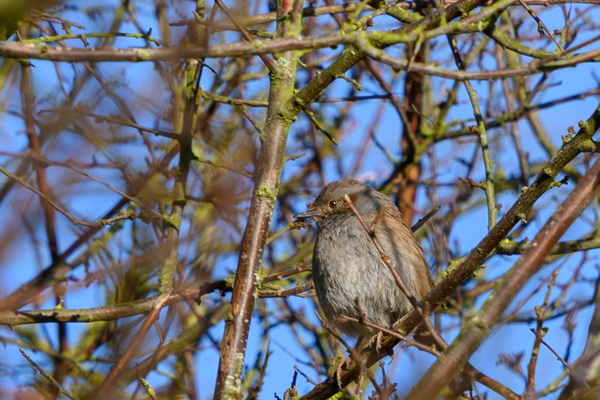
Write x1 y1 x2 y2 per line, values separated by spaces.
294 208 319 220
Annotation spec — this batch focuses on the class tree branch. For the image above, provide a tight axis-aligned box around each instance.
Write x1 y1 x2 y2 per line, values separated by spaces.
406 138 600 400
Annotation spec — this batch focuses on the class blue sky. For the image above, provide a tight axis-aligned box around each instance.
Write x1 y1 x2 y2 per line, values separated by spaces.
0 1 599 398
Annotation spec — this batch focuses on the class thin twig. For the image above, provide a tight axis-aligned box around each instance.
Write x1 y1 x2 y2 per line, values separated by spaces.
517 0 565 52
213 0 276 72
19 349 76 400
411 205 441 233
533 329 585 385
0 165 102 228
343 194 446 349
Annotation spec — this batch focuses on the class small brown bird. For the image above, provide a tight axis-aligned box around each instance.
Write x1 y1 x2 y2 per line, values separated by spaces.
295 179 434 339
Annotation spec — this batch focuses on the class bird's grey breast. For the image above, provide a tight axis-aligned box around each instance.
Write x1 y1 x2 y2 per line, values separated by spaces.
312 217 384 321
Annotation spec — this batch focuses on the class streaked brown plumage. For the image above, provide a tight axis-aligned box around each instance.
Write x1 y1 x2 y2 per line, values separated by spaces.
295 180 434 338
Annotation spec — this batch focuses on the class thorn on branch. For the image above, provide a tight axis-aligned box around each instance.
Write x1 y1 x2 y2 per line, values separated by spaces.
411 205 441 233
370 208 385 231
459 177 485 189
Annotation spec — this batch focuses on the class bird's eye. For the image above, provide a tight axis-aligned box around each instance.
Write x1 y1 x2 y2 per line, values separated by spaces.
328 200 337 209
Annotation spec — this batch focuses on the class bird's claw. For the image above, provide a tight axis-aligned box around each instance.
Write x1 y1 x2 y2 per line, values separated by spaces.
369 331 384 354
333 357 350 389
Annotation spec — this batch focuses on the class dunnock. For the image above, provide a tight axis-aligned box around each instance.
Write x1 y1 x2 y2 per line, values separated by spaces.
295 180 434 339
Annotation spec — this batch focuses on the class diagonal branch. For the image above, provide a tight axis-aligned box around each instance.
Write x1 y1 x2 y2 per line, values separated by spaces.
406 142 600 400
299 103 600 400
